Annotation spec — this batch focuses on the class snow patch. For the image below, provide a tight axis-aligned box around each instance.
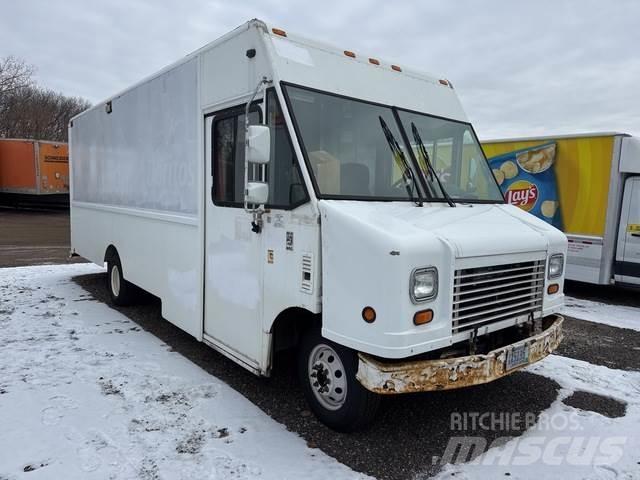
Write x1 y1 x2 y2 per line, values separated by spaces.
432 355 640 479
0 264 368 479
562 296 640 331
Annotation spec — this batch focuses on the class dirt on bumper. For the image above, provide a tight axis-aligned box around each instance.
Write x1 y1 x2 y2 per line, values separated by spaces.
356 315 564 394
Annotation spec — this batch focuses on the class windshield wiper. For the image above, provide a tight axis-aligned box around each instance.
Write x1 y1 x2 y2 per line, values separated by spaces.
378 116 423 207
410 122 456 208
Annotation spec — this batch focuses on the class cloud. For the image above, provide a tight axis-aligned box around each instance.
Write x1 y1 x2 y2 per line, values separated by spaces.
2 0 638 137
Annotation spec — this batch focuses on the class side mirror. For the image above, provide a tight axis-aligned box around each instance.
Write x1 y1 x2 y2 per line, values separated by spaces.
247 125 271 164
245 182 269 205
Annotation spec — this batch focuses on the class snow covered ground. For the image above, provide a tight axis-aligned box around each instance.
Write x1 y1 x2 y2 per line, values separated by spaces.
1 264 639 479
0 264 368 479
562 295 640 332
433 355 640 479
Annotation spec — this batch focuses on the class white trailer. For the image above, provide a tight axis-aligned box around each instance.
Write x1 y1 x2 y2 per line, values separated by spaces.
71 19 566 431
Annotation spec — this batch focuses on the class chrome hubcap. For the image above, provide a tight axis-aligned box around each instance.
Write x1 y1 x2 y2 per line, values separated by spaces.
308 343 347 410
110 264 121 297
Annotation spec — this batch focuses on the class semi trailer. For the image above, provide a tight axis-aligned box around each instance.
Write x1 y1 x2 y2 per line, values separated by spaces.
70 19 566 431
0 138 69 208
483 132 640 287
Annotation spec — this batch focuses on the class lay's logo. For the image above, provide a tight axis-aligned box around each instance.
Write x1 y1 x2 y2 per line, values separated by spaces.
506 180 538 212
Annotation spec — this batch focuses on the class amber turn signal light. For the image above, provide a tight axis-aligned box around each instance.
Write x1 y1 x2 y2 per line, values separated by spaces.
547 284 559 295
362 306 376 323
413 309 433 326
272 28 287 37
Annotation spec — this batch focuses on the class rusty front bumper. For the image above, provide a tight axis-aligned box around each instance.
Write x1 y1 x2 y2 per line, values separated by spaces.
356 315 563 394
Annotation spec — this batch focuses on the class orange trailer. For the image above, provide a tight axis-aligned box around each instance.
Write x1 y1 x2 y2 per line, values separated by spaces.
0 138 69 207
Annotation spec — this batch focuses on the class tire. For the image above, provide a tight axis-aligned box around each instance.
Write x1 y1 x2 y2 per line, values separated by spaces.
106 253 138 306
298 327 380 432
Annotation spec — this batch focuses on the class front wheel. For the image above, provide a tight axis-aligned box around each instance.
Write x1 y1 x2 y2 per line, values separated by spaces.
298 328 380 432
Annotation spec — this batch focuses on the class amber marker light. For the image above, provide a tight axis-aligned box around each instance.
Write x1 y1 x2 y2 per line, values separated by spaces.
547 284 560 295
272 28 287 37
344 50 356 58
413 309 433 326
391 65 402 72
438 79 449 86
362 306 376 323
369 58 380 65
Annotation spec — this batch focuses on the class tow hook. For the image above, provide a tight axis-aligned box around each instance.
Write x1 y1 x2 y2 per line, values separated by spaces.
468 328 479 355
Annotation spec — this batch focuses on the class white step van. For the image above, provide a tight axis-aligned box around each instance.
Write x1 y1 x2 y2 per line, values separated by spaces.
70 20 566 431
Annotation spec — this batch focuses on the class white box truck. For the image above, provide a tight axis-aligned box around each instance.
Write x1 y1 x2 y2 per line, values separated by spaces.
70 19 566 431
482 133 640 287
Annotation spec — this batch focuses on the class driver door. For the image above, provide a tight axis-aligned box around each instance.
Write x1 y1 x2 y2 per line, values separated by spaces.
204 104 263 368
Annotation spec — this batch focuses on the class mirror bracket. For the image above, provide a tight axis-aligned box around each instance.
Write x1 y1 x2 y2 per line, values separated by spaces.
243 76 273 224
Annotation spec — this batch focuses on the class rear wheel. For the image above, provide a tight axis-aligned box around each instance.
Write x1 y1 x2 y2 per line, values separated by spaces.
106 253 138 306
298 328 380 432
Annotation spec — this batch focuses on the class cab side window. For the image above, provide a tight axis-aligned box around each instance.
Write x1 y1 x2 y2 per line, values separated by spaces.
265 90 308 208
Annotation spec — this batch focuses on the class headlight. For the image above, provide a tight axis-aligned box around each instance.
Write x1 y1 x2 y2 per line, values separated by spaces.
548 254 564 279
410 267 438 303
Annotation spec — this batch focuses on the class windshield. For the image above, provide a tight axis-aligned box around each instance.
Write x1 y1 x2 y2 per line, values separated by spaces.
283 84 503 203
283 85 422 200
396 110 503 202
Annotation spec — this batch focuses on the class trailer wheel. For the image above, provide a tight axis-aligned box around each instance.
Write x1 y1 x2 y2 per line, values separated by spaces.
106 253 138 306
298 328 380 432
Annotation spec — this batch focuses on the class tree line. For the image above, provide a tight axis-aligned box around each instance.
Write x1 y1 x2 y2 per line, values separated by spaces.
0 56 90 142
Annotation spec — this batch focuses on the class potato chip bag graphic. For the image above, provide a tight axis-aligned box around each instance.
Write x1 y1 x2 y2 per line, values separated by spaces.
488 142 562 229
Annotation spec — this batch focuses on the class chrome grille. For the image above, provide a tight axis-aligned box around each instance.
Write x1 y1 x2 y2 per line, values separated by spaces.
452 259 545 334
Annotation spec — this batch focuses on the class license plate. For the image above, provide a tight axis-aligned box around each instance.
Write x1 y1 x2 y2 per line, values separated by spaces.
506 344 530 371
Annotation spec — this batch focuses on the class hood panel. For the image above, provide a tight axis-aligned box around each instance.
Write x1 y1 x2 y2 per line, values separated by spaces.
320 201 559 258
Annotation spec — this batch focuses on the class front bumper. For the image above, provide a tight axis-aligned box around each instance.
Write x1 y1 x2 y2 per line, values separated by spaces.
356 314 563 394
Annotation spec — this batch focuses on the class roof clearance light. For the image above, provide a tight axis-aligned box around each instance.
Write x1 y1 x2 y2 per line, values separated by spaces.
272 28 287 37
391 65 402 72
369 58 380 65
439 79 449 86
344 50 356 58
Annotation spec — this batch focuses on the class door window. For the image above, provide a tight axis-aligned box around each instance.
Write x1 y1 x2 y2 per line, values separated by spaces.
212 107 260 205
211 92 307 208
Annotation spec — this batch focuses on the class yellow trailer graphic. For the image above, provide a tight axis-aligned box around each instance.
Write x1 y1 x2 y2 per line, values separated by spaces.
482 135 614 237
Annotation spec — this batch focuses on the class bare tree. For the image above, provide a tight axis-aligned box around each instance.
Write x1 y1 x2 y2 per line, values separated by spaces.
0 86 91 142
0 55 90 142
0 56 34 96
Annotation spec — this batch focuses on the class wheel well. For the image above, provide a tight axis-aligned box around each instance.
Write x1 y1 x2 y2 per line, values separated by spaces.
104 244 118 263
270 307 320 354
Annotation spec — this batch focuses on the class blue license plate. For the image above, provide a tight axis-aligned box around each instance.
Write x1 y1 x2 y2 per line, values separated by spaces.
506 344 529 370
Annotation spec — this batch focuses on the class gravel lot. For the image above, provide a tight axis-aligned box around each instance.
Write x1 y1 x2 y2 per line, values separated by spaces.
74 272 562 480
3 209 640 479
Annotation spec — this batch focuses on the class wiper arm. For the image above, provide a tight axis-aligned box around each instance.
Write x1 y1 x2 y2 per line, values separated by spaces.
378 116 423 207
411 122 456 208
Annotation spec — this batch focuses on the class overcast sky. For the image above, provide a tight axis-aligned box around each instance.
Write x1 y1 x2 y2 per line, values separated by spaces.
2 1 638 139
